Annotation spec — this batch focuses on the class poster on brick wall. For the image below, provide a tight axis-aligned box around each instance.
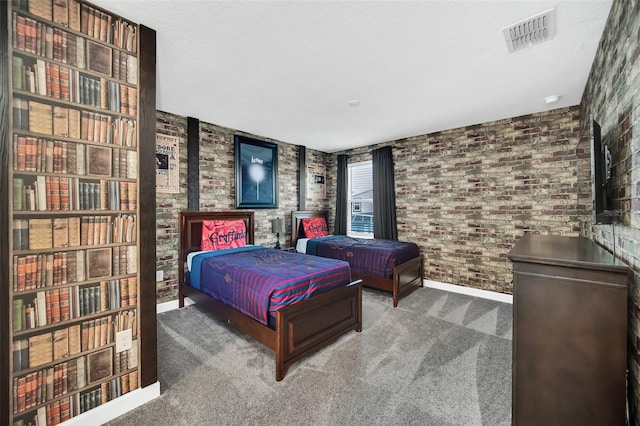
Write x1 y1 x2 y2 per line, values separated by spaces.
156 134 179 193
307 162 326 200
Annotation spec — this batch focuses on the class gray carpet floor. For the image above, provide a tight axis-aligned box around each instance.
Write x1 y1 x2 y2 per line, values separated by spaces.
107 287 513 425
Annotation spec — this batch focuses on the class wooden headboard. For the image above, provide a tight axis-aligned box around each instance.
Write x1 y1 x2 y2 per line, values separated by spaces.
179 211 255 285
291 210 329 243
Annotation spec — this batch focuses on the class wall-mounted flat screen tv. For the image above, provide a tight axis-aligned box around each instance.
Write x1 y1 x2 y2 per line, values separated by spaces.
590 116 613 224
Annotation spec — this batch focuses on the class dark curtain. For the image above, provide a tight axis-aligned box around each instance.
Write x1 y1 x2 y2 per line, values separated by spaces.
334 154 348 235
372 146 398 240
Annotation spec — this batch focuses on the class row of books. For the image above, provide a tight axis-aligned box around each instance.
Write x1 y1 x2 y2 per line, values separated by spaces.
13 324 81 372
80 3 137 52
112 50 138 84
13 99 138 146
13 57 138 115
13 278 137 332
13 251 82 292
13 0 137 53
80 111 137 147
13 287 71 332
13 137 83 175
13 108 137 151
13 175 137 212
12 309 137 373
76 278 138 316
12 214 137 251
13 395 72 425
13 12 86 69
13 355 86 414
13 136 135 177
13 247 136 292
13 13 139 84
112 245 137 278
12 357 138 420
13 0 82 33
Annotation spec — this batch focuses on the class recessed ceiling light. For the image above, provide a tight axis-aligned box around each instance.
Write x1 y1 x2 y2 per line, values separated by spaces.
348 100 360 107
544 95 560 104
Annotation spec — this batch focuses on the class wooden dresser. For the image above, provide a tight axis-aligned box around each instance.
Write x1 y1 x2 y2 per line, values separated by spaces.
508 234 630 426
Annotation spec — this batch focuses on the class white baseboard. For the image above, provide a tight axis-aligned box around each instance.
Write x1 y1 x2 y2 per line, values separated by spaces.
158 286 512 312
156 297 195 314
62 381 160 426
423 279 513 304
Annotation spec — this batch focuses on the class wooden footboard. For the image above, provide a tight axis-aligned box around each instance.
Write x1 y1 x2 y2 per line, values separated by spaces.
276 280 362 380
181 279 363 381
393 255 423 307
353 255 423 307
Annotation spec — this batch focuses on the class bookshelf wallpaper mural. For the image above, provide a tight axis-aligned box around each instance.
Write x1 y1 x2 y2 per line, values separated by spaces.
3 0 157 424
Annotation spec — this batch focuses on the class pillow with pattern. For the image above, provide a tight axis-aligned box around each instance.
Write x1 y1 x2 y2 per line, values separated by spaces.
201 219 247 251
301 217 329 238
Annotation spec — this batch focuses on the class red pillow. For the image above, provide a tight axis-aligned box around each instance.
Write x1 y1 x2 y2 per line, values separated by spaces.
301 217 329 238
201 220 247 251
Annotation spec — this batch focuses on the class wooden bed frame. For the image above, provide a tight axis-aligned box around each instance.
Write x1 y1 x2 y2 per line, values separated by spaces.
178 211 363 381
291 210 423 308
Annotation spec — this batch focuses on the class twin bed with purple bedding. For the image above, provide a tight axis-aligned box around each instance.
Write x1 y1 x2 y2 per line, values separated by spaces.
292 211 423 307
306 235 420 280
189 246 353 327
179 211 362 381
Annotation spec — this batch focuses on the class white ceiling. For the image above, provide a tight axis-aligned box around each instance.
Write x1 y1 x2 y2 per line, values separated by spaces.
91 0 612 153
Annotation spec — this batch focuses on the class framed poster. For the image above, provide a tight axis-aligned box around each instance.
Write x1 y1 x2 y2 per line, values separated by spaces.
156 133 179 193
235 135 278 209
307 162 326 200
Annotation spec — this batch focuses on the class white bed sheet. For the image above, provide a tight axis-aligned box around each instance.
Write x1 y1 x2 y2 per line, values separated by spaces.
296 238 309 254
186 246 257 271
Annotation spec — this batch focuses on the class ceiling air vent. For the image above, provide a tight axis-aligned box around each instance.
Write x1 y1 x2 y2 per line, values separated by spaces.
502 8 555 53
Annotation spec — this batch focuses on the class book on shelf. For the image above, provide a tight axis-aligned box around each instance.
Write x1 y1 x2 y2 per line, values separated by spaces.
28 218 52 250
49 288 60 323
52 106 69 137
28 332 53 369
87 347 112 385
13 299 24 331
28 101 53 135
12 358 84 417
86 145 112 177
86 39 112 76
52 328 69 360
86 247 112 280
12 98 29 131
52 0 69 27
52 217 69 248
29 0 53 21
13 339 30 373
12 218 29 250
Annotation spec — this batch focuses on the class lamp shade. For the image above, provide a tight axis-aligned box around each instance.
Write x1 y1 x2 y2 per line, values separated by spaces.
271 218 285 234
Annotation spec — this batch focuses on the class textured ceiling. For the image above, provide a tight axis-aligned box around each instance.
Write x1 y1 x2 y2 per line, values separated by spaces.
91 0 613 153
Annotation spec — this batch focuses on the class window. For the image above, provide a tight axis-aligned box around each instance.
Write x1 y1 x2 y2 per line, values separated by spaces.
347 161 373 238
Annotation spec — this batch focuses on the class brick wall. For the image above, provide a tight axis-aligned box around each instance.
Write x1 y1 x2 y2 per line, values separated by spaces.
154 114 332 303
579 0 640 421
155 111 188 302
332 107 582 293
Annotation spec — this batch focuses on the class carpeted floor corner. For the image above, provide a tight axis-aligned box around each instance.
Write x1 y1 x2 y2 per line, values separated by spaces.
106 287 512 426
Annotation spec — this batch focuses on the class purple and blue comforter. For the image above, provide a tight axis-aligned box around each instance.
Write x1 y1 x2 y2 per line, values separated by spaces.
306 236 420 279
190 246 351 325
